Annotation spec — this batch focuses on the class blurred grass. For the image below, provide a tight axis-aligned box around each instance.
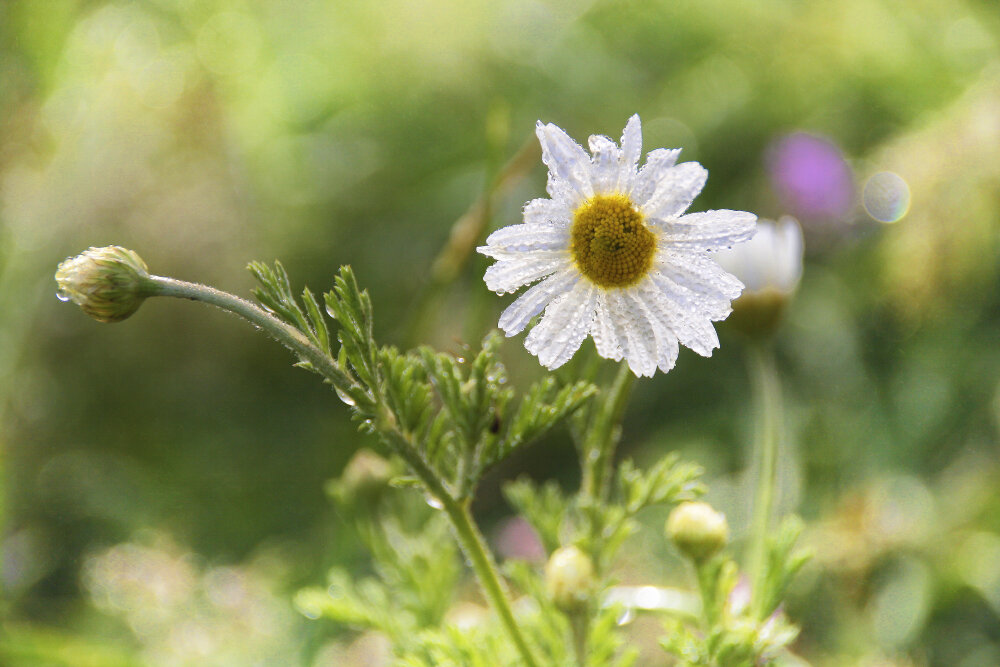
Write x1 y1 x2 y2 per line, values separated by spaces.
1 0 1000 664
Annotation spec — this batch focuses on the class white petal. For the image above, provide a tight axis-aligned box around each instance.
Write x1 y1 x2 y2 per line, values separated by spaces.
651 271 732 321
771 216 804 291
484 252 569 294
525 281 596 369
537 122 593 205
631 148 682 205
480 224 570 256
658 210 757 250
591 291 624 361
588 134 621 195
498 268 577 335
640 162 708 219
523 198 572 227
607 291 658 377
661 249 745 301
623 288 680 374
653 249 745 320
650 266 731 327
619 115 643 189
641 279 720 357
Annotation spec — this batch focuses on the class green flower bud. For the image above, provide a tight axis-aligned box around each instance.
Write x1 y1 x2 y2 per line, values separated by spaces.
666 501 729 562
326 448 394 506
545 544 593 611
55 246 152 323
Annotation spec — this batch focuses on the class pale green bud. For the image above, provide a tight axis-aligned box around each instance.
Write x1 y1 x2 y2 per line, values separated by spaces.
55 246 152 323
326 448 394 506
666 501 729 562
545 544 594 611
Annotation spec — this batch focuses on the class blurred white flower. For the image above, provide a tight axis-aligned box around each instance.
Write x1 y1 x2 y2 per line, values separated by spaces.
714 216 803 295
713 216 803 336
478 115 756 376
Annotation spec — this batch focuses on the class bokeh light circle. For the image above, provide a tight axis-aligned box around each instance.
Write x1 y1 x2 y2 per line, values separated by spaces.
863 171 911 223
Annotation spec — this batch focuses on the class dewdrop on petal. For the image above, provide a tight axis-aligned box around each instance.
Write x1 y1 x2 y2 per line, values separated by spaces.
545 544 594 611
713 216 803 338
667 501 729 562
56 246 152 323
478 115 756 377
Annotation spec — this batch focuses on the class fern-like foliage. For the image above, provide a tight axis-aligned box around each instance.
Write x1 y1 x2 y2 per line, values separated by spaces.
248 261 595 499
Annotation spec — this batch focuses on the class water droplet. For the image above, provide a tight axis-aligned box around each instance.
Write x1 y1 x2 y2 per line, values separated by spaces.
615 607 635 626
425 495 444 510
55 290 70 303
335 387 356 407
455 357 465 364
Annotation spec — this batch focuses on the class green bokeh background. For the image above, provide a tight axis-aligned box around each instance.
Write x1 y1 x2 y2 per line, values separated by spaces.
2 0 1000 664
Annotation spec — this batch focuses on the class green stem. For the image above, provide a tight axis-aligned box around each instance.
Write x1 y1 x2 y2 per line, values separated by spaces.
147 275 359 394
569 609 588 667
442 496 541 667
581 363 636 502
146 274 540 667
747 343 782 620
694 560 720 630
379 417 539 667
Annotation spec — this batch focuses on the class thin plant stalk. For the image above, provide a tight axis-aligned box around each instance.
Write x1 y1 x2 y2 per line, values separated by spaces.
581 363 637 503
747 343 782 619
144 274 542 667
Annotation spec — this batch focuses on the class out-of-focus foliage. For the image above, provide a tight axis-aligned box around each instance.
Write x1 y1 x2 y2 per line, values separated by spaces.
2 0 1000 665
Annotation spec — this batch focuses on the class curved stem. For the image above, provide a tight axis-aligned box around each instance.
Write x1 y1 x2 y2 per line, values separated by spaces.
145 274 540 667
147 275 358 393
581 363 637 503
747 343 782 619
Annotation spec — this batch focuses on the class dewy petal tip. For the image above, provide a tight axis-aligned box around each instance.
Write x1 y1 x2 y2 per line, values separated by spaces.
480 115 756 375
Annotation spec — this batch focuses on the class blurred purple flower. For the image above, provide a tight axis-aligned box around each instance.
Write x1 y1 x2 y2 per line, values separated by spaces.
767 133 854 221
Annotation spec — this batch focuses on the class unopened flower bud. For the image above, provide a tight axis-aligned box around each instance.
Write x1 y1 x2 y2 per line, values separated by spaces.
545 544 593 611
667 501 729 562
55 246 151 323
326 448 393 506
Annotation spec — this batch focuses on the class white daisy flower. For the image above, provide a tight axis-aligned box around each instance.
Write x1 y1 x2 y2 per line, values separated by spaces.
478 115 757 377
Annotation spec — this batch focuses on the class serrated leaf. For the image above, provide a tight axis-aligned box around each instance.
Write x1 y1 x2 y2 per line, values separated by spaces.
494 379 595 467
617 454 705 515
302 286 330 354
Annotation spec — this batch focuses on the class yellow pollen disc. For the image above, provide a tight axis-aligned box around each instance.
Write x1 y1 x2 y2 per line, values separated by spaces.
570 194 655 288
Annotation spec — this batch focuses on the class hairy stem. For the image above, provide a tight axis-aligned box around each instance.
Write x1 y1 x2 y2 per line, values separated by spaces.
747 343 782 619
444 496 541 667
581 363 637 503
146 274 540 667
147 275 358 393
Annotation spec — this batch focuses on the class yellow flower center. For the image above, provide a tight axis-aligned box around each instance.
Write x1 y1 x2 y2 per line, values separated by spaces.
570 194 655 288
